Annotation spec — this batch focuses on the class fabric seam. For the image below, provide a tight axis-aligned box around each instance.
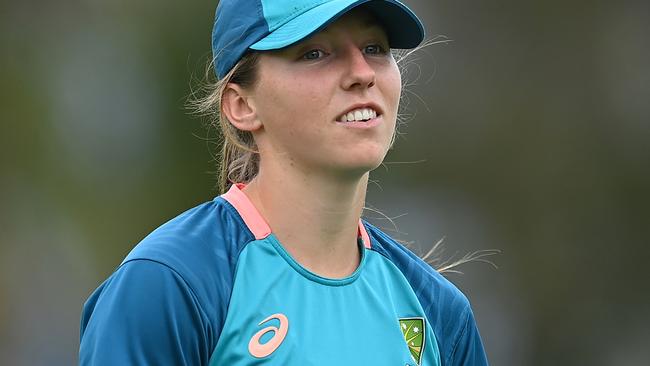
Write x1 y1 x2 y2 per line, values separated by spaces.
448 305 471 365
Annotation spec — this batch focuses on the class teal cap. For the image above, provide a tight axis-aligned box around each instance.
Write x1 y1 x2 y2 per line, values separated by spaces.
212 0 425 78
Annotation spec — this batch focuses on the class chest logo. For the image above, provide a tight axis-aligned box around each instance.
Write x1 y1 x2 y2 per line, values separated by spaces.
248 313 289 358
399 317 426 365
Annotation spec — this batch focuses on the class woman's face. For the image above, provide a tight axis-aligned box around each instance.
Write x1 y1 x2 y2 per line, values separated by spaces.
248 9 402 179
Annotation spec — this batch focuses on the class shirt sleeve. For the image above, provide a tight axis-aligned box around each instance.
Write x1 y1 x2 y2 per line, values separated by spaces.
79 259 211 365
449 307 489 366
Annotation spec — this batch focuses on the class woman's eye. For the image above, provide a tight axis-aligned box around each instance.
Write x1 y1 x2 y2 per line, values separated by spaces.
364 44 386 55
302 49 326 60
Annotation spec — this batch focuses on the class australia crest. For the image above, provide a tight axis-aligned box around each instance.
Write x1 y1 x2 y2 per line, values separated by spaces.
399 317 426 365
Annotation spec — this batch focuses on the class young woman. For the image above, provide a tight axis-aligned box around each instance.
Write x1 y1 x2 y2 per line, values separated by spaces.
79 1 489 365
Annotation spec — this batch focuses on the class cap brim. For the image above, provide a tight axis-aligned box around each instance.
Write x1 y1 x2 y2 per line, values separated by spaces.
250 0 424 51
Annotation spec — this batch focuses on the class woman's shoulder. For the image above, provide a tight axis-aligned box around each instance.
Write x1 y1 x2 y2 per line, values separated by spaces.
80 196 253 364
118 196 255 291
124 196 253 267
362 220 470 307
362 220 488 366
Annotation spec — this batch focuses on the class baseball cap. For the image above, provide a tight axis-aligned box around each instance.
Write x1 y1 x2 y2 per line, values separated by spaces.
211 0 425 78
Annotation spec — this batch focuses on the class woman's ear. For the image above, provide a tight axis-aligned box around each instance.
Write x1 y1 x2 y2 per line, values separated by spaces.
221 83 263 132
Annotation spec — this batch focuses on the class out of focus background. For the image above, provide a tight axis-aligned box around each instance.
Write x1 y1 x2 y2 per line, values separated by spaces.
1 0 649 364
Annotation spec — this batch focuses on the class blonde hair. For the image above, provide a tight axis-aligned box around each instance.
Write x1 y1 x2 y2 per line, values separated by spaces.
190 52 262 194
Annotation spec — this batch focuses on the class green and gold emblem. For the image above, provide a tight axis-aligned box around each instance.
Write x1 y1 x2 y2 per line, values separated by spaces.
399 317 426 365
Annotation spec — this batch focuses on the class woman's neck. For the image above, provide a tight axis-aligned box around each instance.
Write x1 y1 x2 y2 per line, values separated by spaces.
242 165 368 279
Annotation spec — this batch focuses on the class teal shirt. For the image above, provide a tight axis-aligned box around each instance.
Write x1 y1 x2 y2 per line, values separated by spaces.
210 234 439 365
80 184 488 365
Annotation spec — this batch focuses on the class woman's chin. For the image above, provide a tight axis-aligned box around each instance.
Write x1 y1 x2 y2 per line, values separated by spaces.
294 144 390 179
322 154 387 179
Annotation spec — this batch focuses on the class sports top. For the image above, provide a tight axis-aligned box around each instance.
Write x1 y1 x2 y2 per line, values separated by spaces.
79 183 488 365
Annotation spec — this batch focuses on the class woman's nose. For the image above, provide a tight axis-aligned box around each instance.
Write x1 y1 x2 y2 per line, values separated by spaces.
340 47 376 91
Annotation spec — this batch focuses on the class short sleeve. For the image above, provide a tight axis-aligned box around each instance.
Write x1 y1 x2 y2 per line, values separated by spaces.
79 259 211 365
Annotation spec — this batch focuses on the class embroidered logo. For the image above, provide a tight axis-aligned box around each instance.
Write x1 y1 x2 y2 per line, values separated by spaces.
399 317 426 365
248 313 289 358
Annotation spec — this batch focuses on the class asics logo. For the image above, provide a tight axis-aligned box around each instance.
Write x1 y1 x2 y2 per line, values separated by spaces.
248 313 289 358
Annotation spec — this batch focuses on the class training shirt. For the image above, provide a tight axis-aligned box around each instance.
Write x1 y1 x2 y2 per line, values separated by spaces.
79 183 488 365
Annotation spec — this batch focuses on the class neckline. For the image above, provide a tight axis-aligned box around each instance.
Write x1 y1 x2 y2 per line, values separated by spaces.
220 182 372 285
267 233 367 286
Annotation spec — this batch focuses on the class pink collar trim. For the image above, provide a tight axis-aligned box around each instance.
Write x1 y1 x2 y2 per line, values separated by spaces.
221 183 371 249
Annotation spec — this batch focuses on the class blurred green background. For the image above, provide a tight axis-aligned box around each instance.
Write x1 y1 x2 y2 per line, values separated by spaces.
1 0 649 364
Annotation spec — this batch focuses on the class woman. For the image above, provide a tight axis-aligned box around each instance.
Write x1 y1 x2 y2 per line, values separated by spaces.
79 0 488 365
